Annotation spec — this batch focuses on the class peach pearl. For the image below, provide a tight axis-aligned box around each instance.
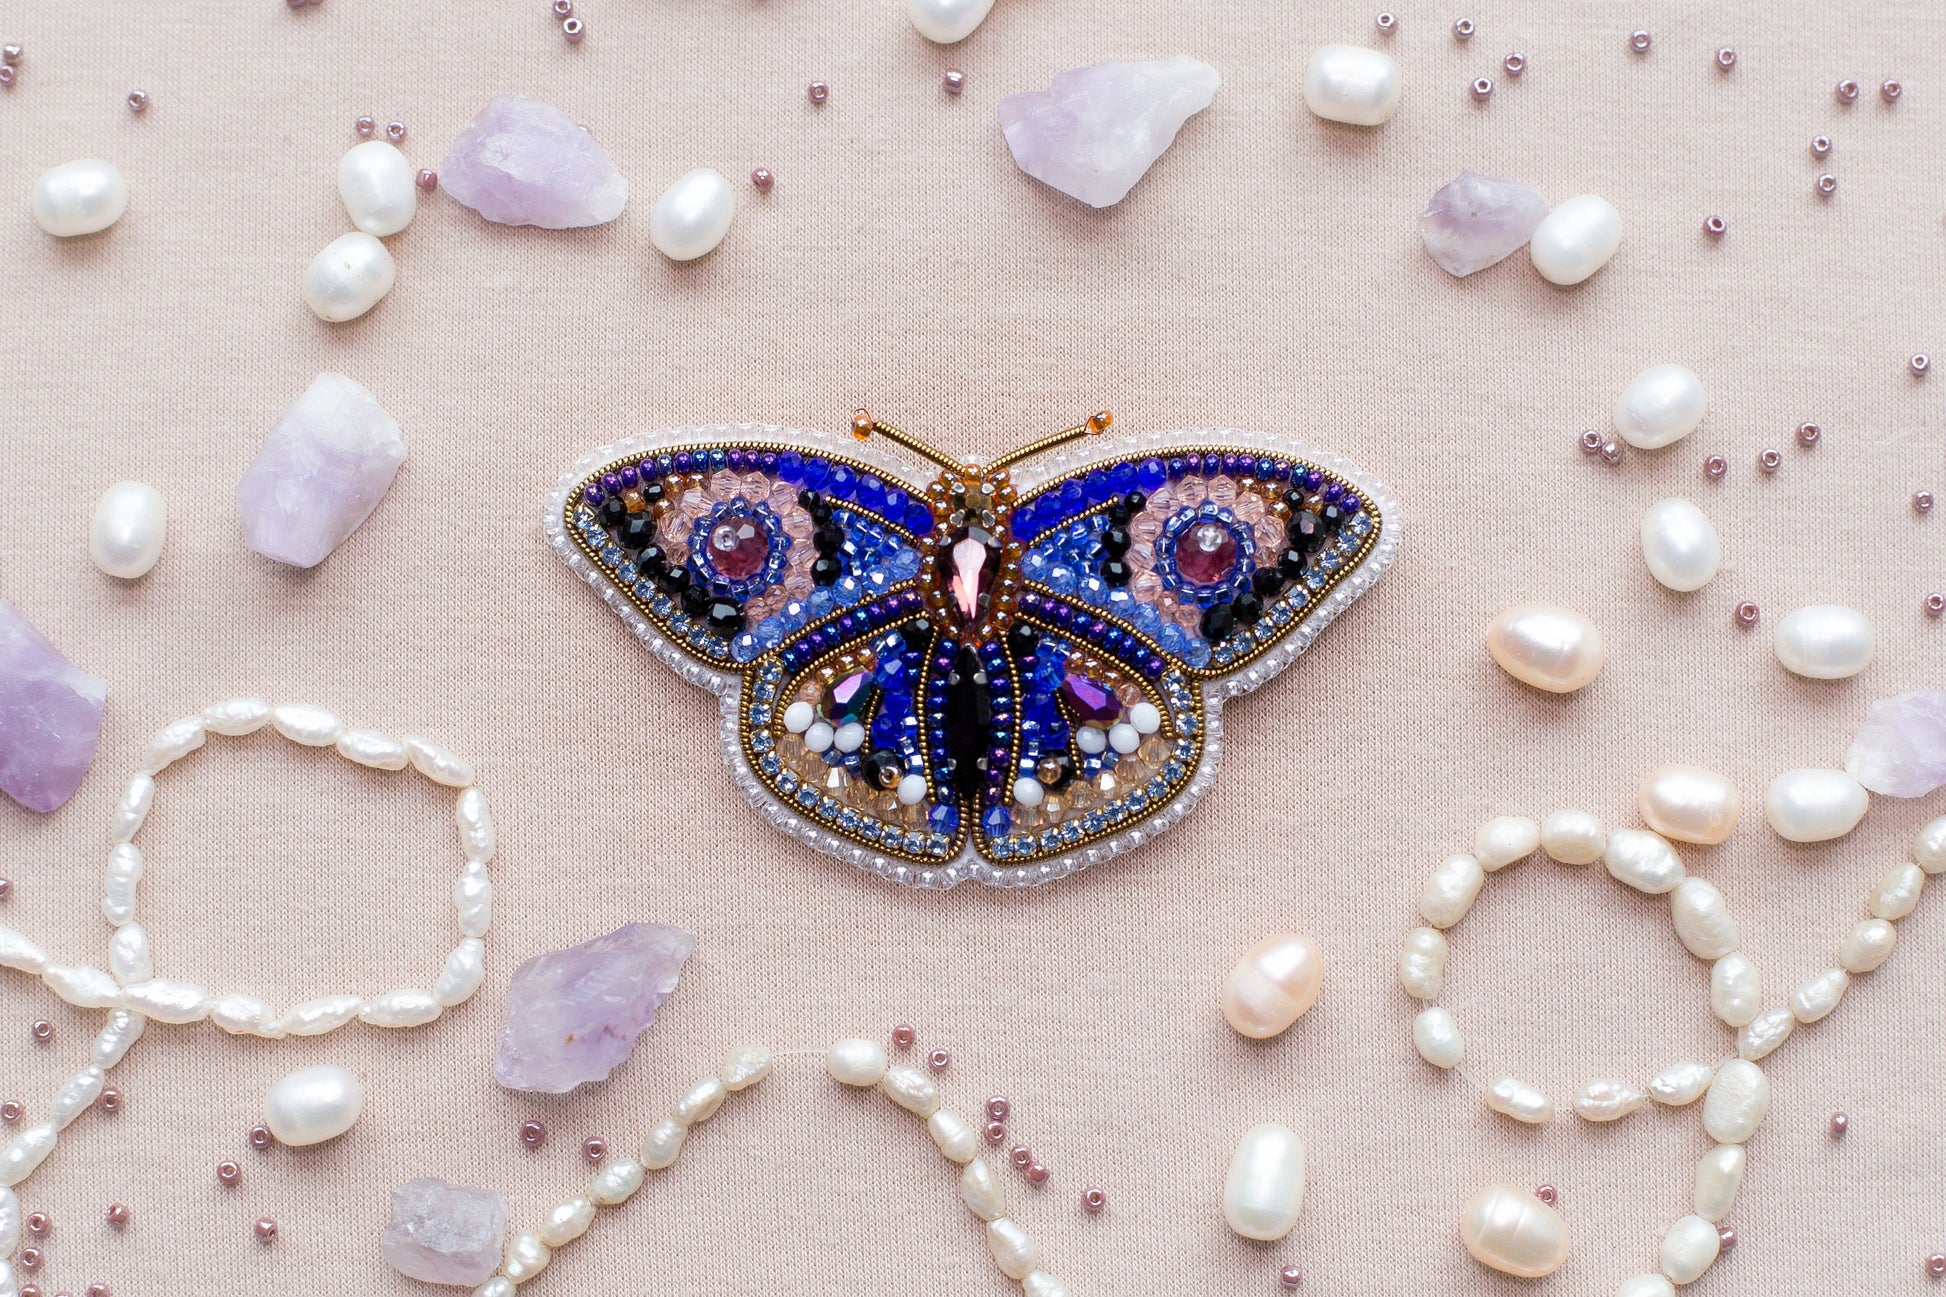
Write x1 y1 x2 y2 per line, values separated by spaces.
1222 934 1325 1039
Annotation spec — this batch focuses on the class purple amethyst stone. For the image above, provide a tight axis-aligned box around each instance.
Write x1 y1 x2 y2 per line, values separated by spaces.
0 601 106 813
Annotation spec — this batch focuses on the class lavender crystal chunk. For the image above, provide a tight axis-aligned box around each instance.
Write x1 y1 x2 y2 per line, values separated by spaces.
996 57 1221 208
1846 690 1946 797
1419 171 1550 277
494 922 695 1094
382 1178 509 1286
236 373 407 569
440 95 629 229
0 602 105 813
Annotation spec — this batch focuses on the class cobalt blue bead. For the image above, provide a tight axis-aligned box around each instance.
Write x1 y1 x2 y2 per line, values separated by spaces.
778 451 804 482
801 458 831 489
672 452 693 473
759 451 780 472
1109 460 1137 494
930 804 961 834
601 472 622 493
1060 480 1085 511
883 486 909 517
1137 458 1167 492
1083 470 1110 504
1166 456 1188 480
1343 495 1363 514
827 464 855 497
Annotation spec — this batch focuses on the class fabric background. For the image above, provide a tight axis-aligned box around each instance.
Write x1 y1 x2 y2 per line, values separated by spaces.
3 1 1943 1293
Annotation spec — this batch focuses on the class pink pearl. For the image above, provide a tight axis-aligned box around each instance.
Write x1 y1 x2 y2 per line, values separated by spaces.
416 168 438 192
1470 77 1493 102
1715 47 1736 71
1817 173 1838 196
1279 1266 1304 1289
385 121 406 143
552 0 573 14
1797 421 1822 447
30 1019 51 1043
1503 52 1525 77
1578 429 1603 454
254 1217 278 1244
1912 354 1931 376
1735 601 1761 628
582 1136 606 1163
1374 12 1396 33
248 1124 273 1150
1082 1187 1106 1213
891 1023 916 1049
1629 30 1652 53
1914 490 1934 513
807 80 830 105
1717 1226 1737 1252
1927 1252 1946 1278
1811 134 1833 157
1704 453 1728 480
1927 594 1945 619
562 17 584 42
26 1211 50 1237
1452 17 1474 40
216 1160 241 1186
1758 448 1782 472
1703 214 1726 238
1830 1110 1850 1136
750 166 774 192
1599 440 1625 465
1836 78 1861 103
520 1119 546 1148
106 1203 130 1228
1533 1184 1557 1207
126 89 148 113
354 115 376 138
0 1099 20 1123
1025 1161 1049 1186
927 1047 951 1071
0 877 12 900
99 1088 122 1113
1009 1143 1032 1168
1882 79 1903 103
983 1120 1006 1144
942 68 966 95
986 1095 1010 1121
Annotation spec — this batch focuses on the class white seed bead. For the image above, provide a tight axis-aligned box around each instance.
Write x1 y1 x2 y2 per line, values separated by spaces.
1638 765 1740 844
1669 878 1739 960
0 1124 58 1188
1737 1007 1794 1061
827 1038 889 1087
109 774 155 844
1529 193 1622 286
1012 777 1045 808
1617 1275 1676 1297
49 1066 104 1130
281 993 365 1036
833 722 866 754
1773 604 1875 679
1022 1273 1072 1297
1702 1059 1770 1143
1420 853 1484 928
405 736 475 787
1913 815 1946 873
928 1109 981 1163
590 1158 646 1206
1539 810 1606 864
782 701 815 733
455 868 494 938
1301 44 1403 126
1075 726 1107 755
1764 768 1869 842
960 1157 1006 1221
1486 1076 1554 1124
1869 860 1925 920
1458 1183 1571 1278
456 787 497 864
140 715 206 773
107 923 153 985
986 1218 1040 1281
1840 918 1897 973
1614 367 1707 451
502 1230 550 1284
674 1076 727 1125
1129 702 1161 734
1604 829 1685 894
1790 968 1849 1023
1660 1213 1721 1284
210 994 285 1038
0 926 48 974
43 963 122 1009
1398 927 1449 999
361 988 442 1028
1692 1144 1745 1223
1412 1006 1464 1069
880 1065 941 1117
337 729 409 770
641 1116 686 1170
91 1011 145 1069
1473 815 1540 870
719 1043 773 1091
1710 952 1761 1028
434 939 488 1007
103 842 143 927
1647 1062 1713 1107
538 1197 595 1247
271 703 344 746
1573 1080 1647 1123
201 697 273 735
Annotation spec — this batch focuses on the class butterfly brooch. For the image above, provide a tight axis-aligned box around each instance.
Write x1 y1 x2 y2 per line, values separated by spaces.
546 411 1399 888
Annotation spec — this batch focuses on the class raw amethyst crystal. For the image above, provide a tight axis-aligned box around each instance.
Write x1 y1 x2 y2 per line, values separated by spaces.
236 373 407 569
996 56 1221 208
0 602 106 813
1846 690 1946 796
440 94 629 229
381 1178 509 1286
494 922 695 1094
1419 171 1550 277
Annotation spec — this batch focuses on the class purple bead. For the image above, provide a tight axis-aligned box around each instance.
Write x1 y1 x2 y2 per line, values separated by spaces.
602 472 622 493
619 464 640 488
582 485 605 506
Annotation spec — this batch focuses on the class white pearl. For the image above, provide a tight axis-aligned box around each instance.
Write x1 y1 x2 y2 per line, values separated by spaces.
590 1158 646 1205
719 1043 773 1091
337 140 418 236
1869 860 1925 920
1075 726 1107 755
280 993 365 1036
1637 498 1719 591
264 1063 364 1145
43 963 122 1009
503 1230 550 1284
1618 1275 1676 1297
454 868 494 939
476 1273 515 1296
1638 765 1740 844
1473 815 1540 870
539 1197 595 1247
1222 1122 1306 1241
91 1010 145 1068
1790 967 1849 1023
1701 1059 1769 1143
1913 815 1946 873
103 842 142 927
109 773 154 844
803 721 835 754
210 994 284 1038
1660 1214 1721 1285
1397 927 1449 999
1012 777 1045 808
1603 828 1686 894
833 721 865 753
1840 918 1897 973
108 922 153 985
1420 852 1483 928
1710 952 1761 1027
1108 722 1140 754
1693 1144 1745 1223
1458 1184 1570 1278
1574 1079 1647 1123
880 1064 940 1117
406 736 474 785
1022 1273 1072 1297
1412 1006 1464 1068
896 773 928 805
141 716 206 773
32 159 129 237
906 0 993 43
49 1066 104 1130
1486 1076 1554 1124
361 988 442 1028
1773 604 1874 679
1222 933 1325 1039
457 787 497 864
1301 45 1403 126
1615 368 1707 451
338 728 409 770
0 926 47 974
88 481 167 579
1737 1006 1794 1061
1647 1061 1713 1107
433 941 490 1008
1540 810 1606 864
1529 194 1622 285
986 1218 1040 1281
1129 702 1161 734
1669 878 1739 960
674 1076 728 1125
271 702 344 747
928 1109 980 1163
1486 605 1604 693
202 697 272 736
649 168 735 262
0 1185 17 1255
641 1116 685 1170
782 701 815 733
960 1157 1006 1221
828 1038 889 1086
0 1124 57 1189
1764 768 1868 842
302 231 396 323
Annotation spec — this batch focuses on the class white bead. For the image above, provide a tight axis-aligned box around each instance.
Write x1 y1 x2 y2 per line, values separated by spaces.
648 168 735 261
1604 828 1685 894
833 721 866 753
456 787 497 864
928 1109 980 1163
1638 765 1740 844
880 1064 941 1117
803 721 835 754
960 1157 1007 1221
337 728 408 770
0 1185 17 1255
1412 1006 1464 1068
338 140 418 236
986 1218 1041 1281
455 868 494 938
896 773 928 805
1669 878 1739 960
265 1063 364 1145
827 1038 889 1086
302 231 396 322
1012 777 1045 808
1737 1007 1794 1061
43 963 122 1009
1075 725 1108 755
1022 1273 1072 1297
1473 815 1540 870
32 159 129 237
720 1043 772 1091
1702 1059 1770 1143
1301 44 1403 126
1870 860 1925 920
1529 194 1622 285
271 703 344 747
1638 497 1720 591
907 0 993 43
1397 927 1449 999
1458 1184 1570 1278
405 736 475 787
1710 952 1761 1027
103 842 143 927
88 481 167 579
503 1231 550 1284
109 774 154 843
361 988 442 1028
435 938 489 1007
1540 810 1606 864
202 697 272 735
1 1257 16 1297
1486 1076 1554 1124
141 716 206 773
210 994 285 1038
1914 815 1946 873
476 1275 514 1296
0 1124 57 1189
0 926 46 974
1790 967 1849 1023
1222 1121 1306 1241
1617 1275 1676 1297
1614 368 1707 451
1774 604 1875 679
1420 852 1484 928
782 701 815 733
1129 702 1161 734
674 1076 727 1125
1692 1144 1745 1223
91 1010 145 1068
49 1066 105 1130
538 1197 595 1247
281 993 366 1036
108 923 153 985
1660 1213 1721 1284
1764 768 1869 842
1486 604 1606 695
1647 1062 1713 1106
641 1116 686 1170
1108 722 1140 754
1574 1080 1647 1123
1840 918 1897 973
590 1159 646 1205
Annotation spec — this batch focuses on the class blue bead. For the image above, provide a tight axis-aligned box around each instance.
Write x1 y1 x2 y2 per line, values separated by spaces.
905 501 935 535
1047 564 1078 594
929 804 961 834
778 451 804 482
827 464 856 497
858 474 887 510
1158 623 1188 654
1083 469 1110 505
808 588 836 616
1185 640 1212 668
801 458 831 490
1060 480 1085 511
835 575 864 605
1109 461 1137 494
730 633 762 662
982 805 1012 837
1137 457 1167 492
1021 551 1051 582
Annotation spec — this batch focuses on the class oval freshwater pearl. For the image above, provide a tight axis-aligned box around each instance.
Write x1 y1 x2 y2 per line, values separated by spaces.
405 736 474 787
0 1185 17 1254
538 1197 595 1247
110 773 154 843
1710 952 1761 1027
210 993 284 1037
263 1063 364 1146
1540 810 1606 864
1574 1079 1647 1123
337 729 408 770
1841 917 1897 973
360 988 441 1028
906 0 994 43
1660 1213 1721 1284
1764 768 1868 842
271 703 344 747
960 1157 1006 1221
641 1116 685 1170
1486 605 1604 693
1486 1076 1553 1124
108 922 152 985
673 1076 727 1124
0 1123 58 1188
1398 927 1449 999
120 977 209 1023
103 841 142 927
434 939 488 1007
1702 1059 1769 1143
91 1010 145 1068
1790 967 1849 1023
1869 860 1925 920
1458 1184 1570 1278
302 231 396 322
1473 815 1540 870
1773 604 1874 679
1615 368 1707 451
1420 853 1483 928
456 787 496 864
928 1109 980 1163
32 159 129 237
1692 1144 1745 1223
1604 829 1685 894
1302 45 1403 126
880 1065 940 1117
1648 1061 1714 1106
202 697 272 736
986 1218 1039 1281
1412 1006 1464 1068
648 168 735 262
338 140 418 236
503 1230 550 1283
1638 498 1719 592
1913 815 1946 873
1638 766 1740 844
1618 1275 1677 1297
1022 1273 1072 1297
1222 1122 1306 1241
0 925 48 974
1222 933 1324 1038
1529 194 1622 286
88 481 167 579
591 1158 646 1206
1669 878 1739 960
1737 1006 1794 1061
719 1043 773 1091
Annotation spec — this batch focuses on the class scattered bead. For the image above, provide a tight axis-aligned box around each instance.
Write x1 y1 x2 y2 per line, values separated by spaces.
983 1120 1006 1144
1279 1267 1304 1289
1629 30 1652 53
582 1136 607 1163
1830 1110 1850 1136
1836 78 1861 103
1912 354 1931 376
1811 134 1833 157
1503 52 1525 77
1 1099 21 1122
1735 601 1761 628
1927 1252 1946 1278
99 1088 121 1113
415 168 438 192
26 1211 50 1237
1470 77 1493 102
254 1216 278 1244
0 65 15 89
1817 173 1838 196
30 1019 52 1043
1453 18 1474 41
1797 421 1822 447
552 0 572 14
943 68 966 95
1927 594 1945 619
1758 448 1782 472
927 1047 951 1071
1578 429 1603 455
562 17 584 42
751 166 774 192
519 1119 546 1148
1717 1225 1738 1252
1703 214 1726 238
986 1095 1010 1121
1599 440 1625 465
1375 11 1396 33
106 1203 130 1229
891 1023 916 1049
1025 1161 1050 1186
1533 1184 1557 1207
89 1286 112 1297
248 1124 273 1151
16 1287 36 1297
217 1160 241 1186
1083 1187 1106 1213
0 878 10 900
1009 1143 1033 1168
2 43 20 62
385 121 406 143
1704 453 1728 480
808 80 830 105
126 89 148 113
1915 490 1934 513
1715 47 1737 71
354 114 376 138
1882 79 1903 103
17 1249 40 1273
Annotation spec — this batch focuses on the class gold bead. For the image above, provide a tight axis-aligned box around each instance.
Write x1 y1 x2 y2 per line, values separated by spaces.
1086 409 1113 434
850 409 874 440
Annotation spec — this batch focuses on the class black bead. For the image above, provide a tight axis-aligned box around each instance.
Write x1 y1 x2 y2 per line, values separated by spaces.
900 617 934 653
654 563 692 595
1278 547 1308 581
1101 558 1132 586
813 521 846 555
705 599 743 636
1200 600 1238 642
599 497 628 528
637 543 668 576
1282 488 1308 512
1288 510 1328 553
863 749 905 791
1319 504 1345 530
1006 623 1040 660
1037 751 1075 792
1251 567 1286 599
618 514 657 552
1232 591 1264 625
640 480 665 507
811 556 844 587
1124 490 1148 514
1100 526 1131 558
1106 501 1133 526
798 490 833 524
679 583 709 616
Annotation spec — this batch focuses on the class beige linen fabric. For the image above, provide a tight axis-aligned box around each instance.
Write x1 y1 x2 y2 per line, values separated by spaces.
3 1 1944 1292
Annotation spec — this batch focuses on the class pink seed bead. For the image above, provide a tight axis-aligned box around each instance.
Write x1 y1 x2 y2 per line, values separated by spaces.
1452 17 1474 40
0 1100 19 1123
750 166 774 192
1578 429 1603 454
1758 448 1782 472
1374 12 1396 33
807 80 830 105
16 1249 40 1272
562 17 584 42
1915 491 1934 513
106 1203 130 1229
1470 77 1493 101
1082 1187 1106 1213
26 1211 49 1237
1009 1143 1032 1168
1817 173 1838 196
986 1096 1010 1121
1025 1161 1050 1186
891 1024 916 1049
249 1124 273 1150
17 1287 37 1297
1715 47 1736 70
1717 1226 1737 1252
30 1020 51 1043
0 877 12 900
254 1217 278 1244
927 1048 951 1071
1836 78 1861 103
1503 52 1525 77
385 121 406 143
1703 215 1726 238
1629 30 1652 53
1704 453 1728 480
1599 440 1624 465
1927 1252 1946 1278
942 68 966 95
1830 1111 1850 1136
1882 79 1903 103
1797 421 1822 447
1279 1266 1304 1289
552 0 573 14
416 168 438 192
1912 354 1931 376
1811 134 1832 157
2 43 20 63
354 114 376 138
1534 1184 1557 1207
983 1120 1006 1144
0 65 15 89
1735 601 1760 628
1927 594 1945 619
126 89 148 113
217 1160 241 1186
89 1286 112 1297
582 1136 606 1163
99 1088 121 1113
520 1119 546 1148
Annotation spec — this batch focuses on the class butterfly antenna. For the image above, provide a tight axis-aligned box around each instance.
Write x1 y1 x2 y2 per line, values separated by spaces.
985 410 1113 474
849 408 966 473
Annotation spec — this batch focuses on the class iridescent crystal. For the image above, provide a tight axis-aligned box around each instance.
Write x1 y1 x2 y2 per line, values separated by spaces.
1846 690 1946 797
381 1178 509 1286
0 601 106 813
1059 673 1120 724
493 922 695 1094
1419 171 1550 278
439 94 629 229
996 56 1221 208
947 526 1001 624
826 670 874 723
1177 521 1238 586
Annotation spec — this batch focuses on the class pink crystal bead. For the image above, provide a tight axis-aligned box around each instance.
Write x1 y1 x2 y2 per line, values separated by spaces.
706 515 768 581
1176 521 1237 586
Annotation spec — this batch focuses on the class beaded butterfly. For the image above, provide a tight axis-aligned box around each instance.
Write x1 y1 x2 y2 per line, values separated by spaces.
546 411 1399 888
